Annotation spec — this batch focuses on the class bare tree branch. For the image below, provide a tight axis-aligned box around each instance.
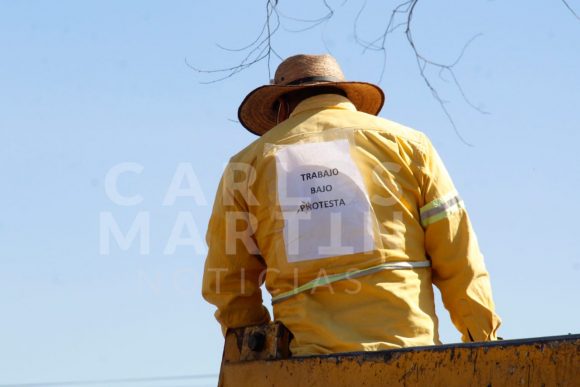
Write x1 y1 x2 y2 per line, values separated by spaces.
190 0 491 145
186 0 337 83
353 0 481 146
561 0 580 20
184 0 280 83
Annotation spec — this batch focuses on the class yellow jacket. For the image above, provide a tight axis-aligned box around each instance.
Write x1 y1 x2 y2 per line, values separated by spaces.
202 94 501 356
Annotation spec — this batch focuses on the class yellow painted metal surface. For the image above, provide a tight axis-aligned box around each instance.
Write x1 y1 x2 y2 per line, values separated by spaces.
219 324 579 386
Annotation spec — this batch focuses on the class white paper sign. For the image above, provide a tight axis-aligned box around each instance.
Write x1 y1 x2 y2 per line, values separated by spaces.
275 139 376 262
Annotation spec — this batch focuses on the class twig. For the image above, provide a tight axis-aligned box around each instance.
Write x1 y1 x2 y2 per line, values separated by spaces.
561 0 580 20
186 0 336 83
355 0 485 146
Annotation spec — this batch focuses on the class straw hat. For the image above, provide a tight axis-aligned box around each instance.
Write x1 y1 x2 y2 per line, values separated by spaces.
238 54 385 136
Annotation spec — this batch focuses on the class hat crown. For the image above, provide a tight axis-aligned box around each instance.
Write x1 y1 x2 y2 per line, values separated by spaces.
273 54 346 86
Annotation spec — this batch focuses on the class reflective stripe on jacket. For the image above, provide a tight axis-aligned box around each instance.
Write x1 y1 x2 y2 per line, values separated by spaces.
202 94 501 356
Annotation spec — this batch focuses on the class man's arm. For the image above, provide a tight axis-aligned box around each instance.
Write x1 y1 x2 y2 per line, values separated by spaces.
202 164 271 335
419 136 501 342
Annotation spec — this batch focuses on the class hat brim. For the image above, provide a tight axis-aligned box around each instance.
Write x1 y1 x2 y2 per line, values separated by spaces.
238 82 385 136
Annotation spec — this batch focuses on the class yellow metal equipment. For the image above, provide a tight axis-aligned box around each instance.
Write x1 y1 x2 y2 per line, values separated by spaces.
218 323 579 386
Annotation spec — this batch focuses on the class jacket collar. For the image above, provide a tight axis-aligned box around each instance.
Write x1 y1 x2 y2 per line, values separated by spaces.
289 94 357 118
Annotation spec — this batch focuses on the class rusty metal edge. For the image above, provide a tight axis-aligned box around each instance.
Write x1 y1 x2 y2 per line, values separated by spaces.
288 333 580 362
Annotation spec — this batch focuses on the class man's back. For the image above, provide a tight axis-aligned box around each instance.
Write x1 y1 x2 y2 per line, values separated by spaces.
202 94 500 355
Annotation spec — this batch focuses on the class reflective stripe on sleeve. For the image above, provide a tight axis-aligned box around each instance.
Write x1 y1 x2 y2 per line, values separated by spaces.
271 261 431 305
420 191 464 227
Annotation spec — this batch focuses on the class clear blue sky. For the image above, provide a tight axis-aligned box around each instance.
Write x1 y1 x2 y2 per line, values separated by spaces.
0 1 578 385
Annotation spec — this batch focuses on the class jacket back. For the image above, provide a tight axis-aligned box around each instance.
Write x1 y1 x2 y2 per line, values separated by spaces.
202 94 501 355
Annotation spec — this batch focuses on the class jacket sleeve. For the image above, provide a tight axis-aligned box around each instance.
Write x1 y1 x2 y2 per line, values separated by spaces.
201 163 271 335
418 136 501 342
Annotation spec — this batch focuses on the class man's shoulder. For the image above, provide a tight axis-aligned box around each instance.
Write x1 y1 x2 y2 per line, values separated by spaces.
227 111 431 163
225 119 300 164
227 136 265 165
348 110 429 151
